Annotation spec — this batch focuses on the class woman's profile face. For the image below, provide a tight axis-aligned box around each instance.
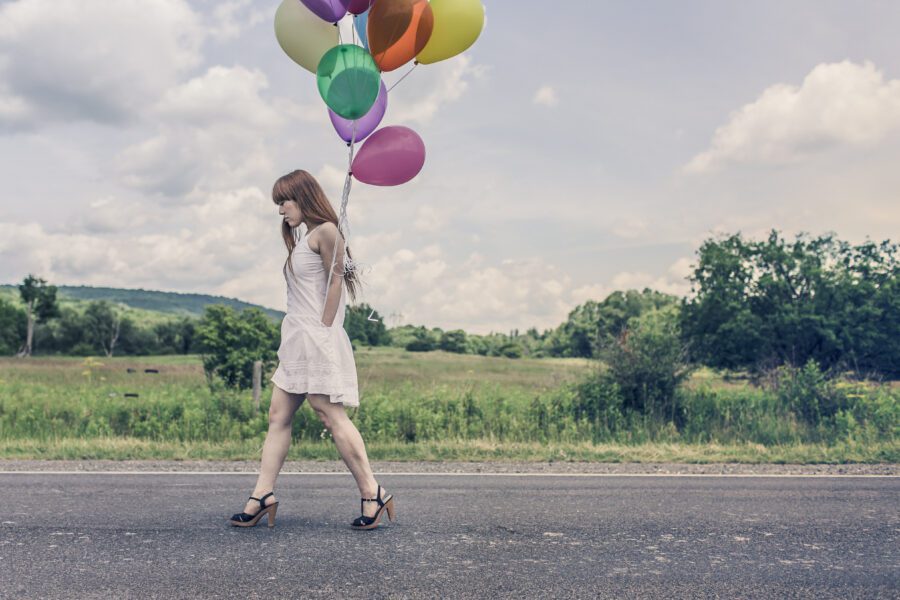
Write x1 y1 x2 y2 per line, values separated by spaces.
278 199 302 228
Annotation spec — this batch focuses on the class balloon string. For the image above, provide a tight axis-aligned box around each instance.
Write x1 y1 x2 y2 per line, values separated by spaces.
324 121 358 321
387 62 419 93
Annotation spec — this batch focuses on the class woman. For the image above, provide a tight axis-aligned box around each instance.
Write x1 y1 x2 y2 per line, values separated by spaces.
229 169 394 530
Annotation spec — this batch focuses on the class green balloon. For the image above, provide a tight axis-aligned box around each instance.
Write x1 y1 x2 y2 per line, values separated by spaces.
317 45 381 121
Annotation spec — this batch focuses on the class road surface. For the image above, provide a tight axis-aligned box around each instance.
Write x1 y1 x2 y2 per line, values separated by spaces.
2 471 897 598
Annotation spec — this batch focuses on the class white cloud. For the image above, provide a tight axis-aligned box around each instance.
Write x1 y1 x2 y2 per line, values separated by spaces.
533 85 559 107
207 0 269 41
390 55 488 124
0 187 289 309
413 204 453 233
611 216 649 239
607 258 694 298
685 60 900 173
74 196 162 234
116 66 302 198
317 164 350 194
0 0 204 129
353 247 617 334
155 66 282 129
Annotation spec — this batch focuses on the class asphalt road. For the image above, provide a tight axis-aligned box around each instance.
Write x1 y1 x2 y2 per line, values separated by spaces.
1 472 898 599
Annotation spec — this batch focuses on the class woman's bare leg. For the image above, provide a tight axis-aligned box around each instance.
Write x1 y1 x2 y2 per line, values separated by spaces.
305 393 383 517
242 385 305 514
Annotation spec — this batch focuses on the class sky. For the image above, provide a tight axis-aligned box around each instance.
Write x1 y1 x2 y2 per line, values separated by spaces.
1 0 899 334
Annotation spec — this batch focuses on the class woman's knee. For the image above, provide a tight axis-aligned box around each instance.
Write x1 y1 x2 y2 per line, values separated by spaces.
269 387 304 427
308 394 347 431
268 403 293 427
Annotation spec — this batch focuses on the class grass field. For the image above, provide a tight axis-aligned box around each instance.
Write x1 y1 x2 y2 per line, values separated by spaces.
0 349 896 463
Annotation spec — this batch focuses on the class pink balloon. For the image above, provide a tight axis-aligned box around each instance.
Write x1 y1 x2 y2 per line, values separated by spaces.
352 126 426 186
347 0 373 15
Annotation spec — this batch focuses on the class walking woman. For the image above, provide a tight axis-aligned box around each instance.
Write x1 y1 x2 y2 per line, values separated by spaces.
229 169 394 530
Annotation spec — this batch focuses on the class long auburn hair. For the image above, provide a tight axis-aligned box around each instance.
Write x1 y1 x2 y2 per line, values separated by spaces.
272 169 360 303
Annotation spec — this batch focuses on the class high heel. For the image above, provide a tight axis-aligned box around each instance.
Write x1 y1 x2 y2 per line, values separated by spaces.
229 491 278 528
351 484 395 530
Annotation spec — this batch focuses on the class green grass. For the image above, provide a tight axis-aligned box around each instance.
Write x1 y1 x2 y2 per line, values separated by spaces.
0 350 896 463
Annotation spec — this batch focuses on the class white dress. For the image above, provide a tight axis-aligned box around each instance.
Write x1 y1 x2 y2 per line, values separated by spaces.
270 224 360 406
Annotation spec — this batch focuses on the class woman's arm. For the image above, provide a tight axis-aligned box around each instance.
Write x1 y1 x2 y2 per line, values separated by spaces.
317 222 345 327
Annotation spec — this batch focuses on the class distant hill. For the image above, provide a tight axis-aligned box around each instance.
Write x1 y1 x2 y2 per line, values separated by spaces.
0 284 285 321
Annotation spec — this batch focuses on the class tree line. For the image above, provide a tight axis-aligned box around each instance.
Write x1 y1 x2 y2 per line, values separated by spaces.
3 230 897 382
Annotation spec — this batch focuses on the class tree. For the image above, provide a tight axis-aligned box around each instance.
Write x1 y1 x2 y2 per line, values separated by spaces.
603 305 693 423
439 329 467 353
83 301 123 357
196 305 279 389
594 290 680 352
681 231 900 376
544 289 679 358
405 326 436 352
543 301 599 358
117 317 160 356
152 317 197 354
16 274 59 357
344 303 390 346
497 340 523 359
47 306 87 353
0 298 27 355
176 317 197 354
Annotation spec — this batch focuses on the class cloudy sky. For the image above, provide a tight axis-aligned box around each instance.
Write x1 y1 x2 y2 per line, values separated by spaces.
1 1 899 334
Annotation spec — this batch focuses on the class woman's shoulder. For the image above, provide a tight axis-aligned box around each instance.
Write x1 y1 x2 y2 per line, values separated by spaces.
308 221 338 252
312 221 338 236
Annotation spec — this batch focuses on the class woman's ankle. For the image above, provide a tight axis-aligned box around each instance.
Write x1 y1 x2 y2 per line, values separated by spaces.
361 484 381 498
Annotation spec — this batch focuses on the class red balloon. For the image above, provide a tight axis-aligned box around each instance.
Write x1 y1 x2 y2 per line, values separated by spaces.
347 0 372 15
367 0 434 72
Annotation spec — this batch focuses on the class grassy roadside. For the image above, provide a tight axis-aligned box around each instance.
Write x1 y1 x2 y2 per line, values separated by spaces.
1 437 896 463
2 353 895 464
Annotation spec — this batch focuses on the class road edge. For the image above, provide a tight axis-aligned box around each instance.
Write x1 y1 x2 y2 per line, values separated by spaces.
0 459 897 476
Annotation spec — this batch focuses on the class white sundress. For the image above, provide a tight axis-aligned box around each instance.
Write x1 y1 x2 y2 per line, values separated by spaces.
270 224 360 407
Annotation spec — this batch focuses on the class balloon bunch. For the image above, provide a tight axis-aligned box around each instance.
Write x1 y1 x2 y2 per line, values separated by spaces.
273 0 485 295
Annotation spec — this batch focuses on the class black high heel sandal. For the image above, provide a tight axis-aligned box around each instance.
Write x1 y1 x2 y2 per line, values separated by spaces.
351 484 395 530
229 491 278 528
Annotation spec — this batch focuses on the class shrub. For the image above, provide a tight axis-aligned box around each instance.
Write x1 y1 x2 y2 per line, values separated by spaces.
771 359 850 425
196 305 279 390
405 327 436 352
498 341 523 359
439 329 468 353
603 306 693 424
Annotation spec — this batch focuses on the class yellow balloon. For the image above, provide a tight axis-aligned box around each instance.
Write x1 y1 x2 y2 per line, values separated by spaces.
274 0 339 74
415 0 485 65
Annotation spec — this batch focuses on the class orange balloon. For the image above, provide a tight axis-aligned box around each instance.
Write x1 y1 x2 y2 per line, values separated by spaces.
367 0 434 72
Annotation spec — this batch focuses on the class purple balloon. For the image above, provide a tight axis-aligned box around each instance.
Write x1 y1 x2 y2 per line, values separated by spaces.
347 0 372 15
329 80 387 144
352 126 426 186
300 0 350 23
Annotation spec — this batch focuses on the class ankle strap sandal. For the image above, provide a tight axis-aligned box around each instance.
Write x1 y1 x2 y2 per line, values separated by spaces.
229 491 279 528
351 484 396 530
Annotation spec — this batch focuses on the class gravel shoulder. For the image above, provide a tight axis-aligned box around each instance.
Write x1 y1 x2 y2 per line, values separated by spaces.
1 459 897 475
